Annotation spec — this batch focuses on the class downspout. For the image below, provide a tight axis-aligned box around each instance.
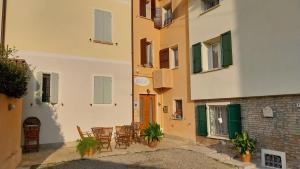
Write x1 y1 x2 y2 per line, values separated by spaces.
1 0 7 45
131 0 135 123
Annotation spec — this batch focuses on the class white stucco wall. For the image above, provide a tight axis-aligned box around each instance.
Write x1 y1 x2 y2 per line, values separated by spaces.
189 0 300 100
20 51 132 144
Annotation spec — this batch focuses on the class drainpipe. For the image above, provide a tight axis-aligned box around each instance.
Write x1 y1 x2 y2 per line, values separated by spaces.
1 0 7 45
131 0 135 123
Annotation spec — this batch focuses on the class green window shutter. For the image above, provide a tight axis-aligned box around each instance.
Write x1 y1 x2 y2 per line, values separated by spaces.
227 104 242 139
192 42 202 73
196 105 208 136
221 31 233 67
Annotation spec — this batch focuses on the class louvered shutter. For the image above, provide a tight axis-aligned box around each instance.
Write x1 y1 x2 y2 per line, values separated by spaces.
197 105 208 136
140 38 147 66
140 0 146 17
50 73 59 104
227 104 242 139
95 9 112 42
151 0 156 19
221 31 233 67
192 42 202 73
160 48 170 69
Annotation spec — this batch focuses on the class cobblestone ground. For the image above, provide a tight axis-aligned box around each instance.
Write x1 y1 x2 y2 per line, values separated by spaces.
36 149 235 169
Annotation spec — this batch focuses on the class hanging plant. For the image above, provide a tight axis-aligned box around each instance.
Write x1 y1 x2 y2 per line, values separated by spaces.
0 45 31 98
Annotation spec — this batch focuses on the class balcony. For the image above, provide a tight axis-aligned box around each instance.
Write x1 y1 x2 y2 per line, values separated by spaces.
153 69 173 89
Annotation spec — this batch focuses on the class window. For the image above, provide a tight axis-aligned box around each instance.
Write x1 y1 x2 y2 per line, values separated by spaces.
42 74 51 103
93 76 112 104
37 72 59 104
208 105 228 137
170 46 179 69
192 31 232 73
140 38 153 67
202 0 219 11
94 9 112 43
174 99 183 120
140 0 156 19
262 149 286 169
208 42 221 70
196 104 241 139
162 3 172 27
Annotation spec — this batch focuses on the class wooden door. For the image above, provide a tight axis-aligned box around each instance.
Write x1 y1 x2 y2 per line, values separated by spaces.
140 95 156 129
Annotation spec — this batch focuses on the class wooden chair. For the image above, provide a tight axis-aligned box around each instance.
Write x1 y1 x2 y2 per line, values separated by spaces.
115 126 130 149
132 122 142 143
76 126 93 139
92 127 113 152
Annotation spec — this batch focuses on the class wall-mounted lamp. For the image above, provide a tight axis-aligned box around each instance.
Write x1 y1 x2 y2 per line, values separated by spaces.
8 103 16 111
146 89 151 95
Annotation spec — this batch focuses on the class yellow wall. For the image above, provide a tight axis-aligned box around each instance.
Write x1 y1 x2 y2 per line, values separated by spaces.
0 94 22 169
5 0 131 61
133 0 195 141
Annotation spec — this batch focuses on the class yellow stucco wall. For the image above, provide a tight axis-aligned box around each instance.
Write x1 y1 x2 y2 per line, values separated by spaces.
133 0 195 141
5 0 131 61
0 94 22 169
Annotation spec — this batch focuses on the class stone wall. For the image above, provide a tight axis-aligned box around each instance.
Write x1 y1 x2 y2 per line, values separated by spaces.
0 94 23 169
197 95 300 169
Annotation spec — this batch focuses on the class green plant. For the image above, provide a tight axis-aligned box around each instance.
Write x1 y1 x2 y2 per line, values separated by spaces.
144 122 164 143
232 131 256 155
76 137 100 158
0 45 31 98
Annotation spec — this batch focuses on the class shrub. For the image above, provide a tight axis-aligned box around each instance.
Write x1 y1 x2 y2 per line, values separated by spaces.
144 122 164 143
76 137 100 158
232 131 257 155
0 45 31 98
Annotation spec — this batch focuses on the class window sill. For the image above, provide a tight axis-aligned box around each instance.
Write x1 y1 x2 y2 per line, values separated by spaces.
161 20 174 29
199 4 220 16
93 40 114 45
139 64 154 69
171 117 183 121
137 15 153 22
207 135 230 141
196 67 228 75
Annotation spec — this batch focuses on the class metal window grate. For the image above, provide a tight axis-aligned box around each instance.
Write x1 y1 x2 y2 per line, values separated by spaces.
265 154 282 168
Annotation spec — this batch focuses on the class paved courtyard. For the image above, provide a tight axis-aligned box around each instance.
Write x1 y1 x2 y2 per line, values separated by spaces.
18 137 257 169
34 149 234 169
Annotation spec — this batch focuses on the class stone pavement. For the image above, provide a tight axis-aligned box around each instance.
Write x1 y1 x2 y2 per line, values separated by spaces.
17 137 258 169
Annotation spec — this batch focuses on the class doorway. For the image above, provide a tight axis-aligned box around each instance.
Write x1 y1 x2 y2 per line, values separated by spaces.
139 94 156 129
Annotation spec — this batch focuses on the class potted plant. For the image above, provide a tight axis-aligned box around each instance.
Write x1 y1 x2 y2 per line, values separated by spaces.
76 137 100 158
232 131 257 162
144 122 164 148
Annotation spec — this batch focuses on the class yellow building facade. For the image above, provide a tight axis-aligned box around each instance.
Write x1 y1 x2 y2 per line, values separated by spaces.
133 0 196 141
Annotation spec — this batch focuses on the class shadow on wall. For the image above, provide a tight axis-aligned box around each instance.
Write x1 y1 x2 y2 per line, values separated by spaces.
32 159 159 169
21 70 65 164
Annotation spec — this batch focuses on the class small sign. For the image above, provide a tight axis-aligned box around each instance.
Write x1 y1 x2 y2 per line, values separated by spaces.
262 106 274 118
134 77 150 86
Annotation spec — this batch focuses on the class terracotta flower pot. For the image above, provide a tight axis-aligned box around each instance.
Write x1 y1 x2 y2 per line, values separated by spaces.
241 151 251 162
84 148 95 157
148 140 158 148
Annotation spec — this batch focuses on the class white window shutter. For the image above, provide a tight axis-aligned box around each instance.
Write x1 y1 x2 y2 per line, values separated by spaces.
95 9 112 42
35 71 43 104
94 76 104 104
103 77 112 104
50 73 59 104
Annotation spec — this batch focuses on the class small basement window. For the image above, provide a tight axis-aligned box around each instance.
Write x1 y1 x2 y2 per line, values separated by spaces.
173 99 183 120
261 149 286 169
